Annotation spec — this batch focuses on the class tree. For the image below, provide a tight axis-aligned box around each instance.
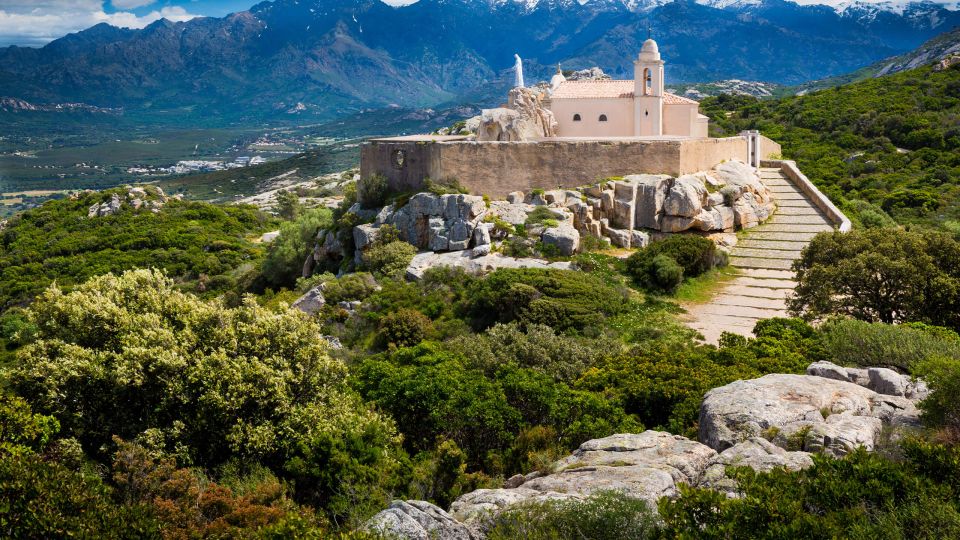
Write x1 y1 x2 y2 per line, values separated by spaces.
8 269 400 525
789 229 960 330
274 190 302 220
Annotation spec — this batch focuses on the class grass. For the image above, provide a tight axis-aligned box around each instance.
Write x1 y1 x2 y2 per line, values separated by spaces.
673 265 741 303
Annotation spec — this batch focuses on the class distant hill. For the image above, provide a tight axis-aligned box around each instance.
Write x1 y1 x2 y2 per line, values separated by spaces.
0 0 957 125
796 25 960 93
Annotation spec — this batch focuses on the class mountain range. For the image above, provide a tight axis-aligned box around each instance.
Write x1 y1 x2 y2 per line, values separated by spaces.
0 0 957 124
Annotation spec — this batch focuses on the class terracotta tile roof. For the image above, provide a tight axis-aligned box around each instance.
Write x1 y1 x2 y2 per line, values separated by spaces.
550 80 699 106
550 79 634 99
663 92 699 105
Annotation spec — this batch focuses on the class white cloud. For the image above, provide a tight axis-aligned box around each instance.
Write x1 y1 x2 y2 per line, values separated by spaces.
111 0 156 9
0 2 200 47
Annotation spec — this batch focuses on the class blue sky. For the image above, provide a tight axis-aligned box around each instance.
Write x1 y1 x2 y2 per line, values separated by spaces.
0 1 259 46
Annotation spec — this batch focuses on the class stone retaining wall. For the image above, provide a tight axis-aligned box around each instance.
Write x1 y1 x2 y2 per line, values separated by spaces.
361 135 781 198
761 159 851 232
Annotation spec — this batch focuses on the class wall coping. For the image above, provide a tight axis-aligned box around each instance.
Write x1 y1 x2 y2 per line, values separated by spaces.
761 159 851 233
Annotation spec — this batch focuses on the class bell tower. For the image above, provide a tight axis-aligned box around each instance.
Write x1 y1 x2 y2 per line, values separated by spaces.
634 38 664 137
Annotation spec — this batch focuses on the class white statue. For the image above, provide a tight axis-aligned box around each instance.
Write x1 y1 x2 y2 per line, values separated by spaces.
513 54 524 88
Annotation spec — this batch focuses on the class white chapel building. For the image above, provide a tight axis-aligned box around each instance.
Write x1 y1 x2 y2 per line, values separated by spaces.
544 38 709 138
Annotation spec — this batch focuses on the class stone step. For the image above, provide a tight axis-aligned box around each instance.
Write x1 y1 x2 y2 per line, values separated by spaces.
776 199 816 207
739 268 795 280
729 276 797 289
738 239 810 251
772 192 807 200
769 214 834 225
746 230 821 242
761 178 791 185
730 256 794 270
686 316 759 343
722 285 793 300
769 186 804 195
711 294 788 310
776 206 826 216
754 224 835 234
692 302 790 320
731 247 802 260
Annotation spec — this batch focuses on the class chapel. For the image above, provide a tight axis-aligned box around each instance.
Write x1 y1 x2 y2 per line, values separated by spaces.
544 38 709 138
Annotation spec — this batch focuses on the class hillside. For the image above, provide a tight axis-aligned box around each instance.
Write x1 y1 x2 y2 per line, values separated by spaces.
796 25 960 93
702 62 960 227
0 0 957 124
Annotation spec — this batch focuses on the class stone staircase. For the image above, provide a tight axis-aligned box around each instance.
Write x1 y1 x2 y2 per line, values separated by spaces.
683 166 838 343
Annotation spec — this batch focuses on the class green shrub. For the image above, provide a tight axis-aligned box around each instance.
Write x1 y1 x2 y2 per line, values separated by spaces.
357 174 388 208
261 207 333 287
8 269 401 525
362 241 416 279
378 308 432 348
525 206 561 227
659 449 960 539
274 189 302 220
625 235 717 292
323 272 379 304
819 318 960 372
487 491 658 540
464 268 627 335
914 355 960 436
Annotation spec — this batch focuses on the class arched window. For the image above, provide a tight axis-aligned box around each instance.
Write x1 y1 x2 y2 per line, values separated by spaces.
598 114 608 122
573 113 581 121
643 68 652 96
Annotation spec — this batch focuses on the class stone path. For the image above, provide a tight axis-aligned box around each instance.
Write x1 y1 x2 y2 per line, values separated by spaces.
683 167 836 343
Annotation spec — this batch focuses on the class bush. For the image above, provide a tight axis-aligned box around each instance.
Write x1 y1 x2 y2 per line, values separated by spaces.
323 272 380 304
378 308 432 348
819 318 960 372
363 241 416 279
625 235 717 291
487 491 658 540
8 269 401 526
464 268 628 335
261 207 332 287
357 174 389 208
789 229 960 330
274 190 302 220
659 449 960 539
914 356 960 437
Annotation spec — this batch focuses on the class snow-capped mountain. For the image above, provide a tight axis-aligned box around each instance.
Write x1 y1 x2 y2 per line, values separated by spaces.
0 0 957 123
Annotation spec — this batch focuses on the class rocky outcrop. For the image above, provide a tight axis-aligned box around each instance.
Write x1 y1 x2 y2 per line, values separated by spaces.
364 500 479 540
806 361 929 401
571 160 774 248
699 373 921 457
699 437 813 496
449 431 716 528
405 251 571 281
87 186 170 218
476 87 557 142
540 225 580 256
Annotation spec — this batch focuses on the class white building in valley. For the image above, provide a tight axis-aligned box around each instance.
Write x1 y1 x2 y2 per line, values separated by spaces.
544 38 709 138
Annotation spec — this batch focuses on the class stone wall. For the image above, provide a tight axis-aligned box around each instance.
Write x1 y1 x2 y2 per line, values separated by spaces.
360 135 781 198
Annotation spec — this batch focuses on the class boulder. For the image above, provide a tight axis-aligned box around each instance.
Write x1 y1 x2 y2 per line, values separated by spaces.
606 227 632 248
611 181 638 230
660 215 696 233
663 175 708 218
507 191 524 204
699 437 813 495
628 174 672 230
473 224 491 247
447 219 472 251
867 367 909 397
353 224 379 253
291 286 325 315
541 225 580 256
699 373 920 455
450 431 716 526
364 500 479 540
488 201 530 225
631 230 650 249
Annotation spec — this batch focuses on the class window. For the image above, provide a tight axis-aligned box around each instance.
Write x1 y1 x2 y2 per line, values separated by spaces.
573 113 581 121
598 114 608 122
643 68 652 96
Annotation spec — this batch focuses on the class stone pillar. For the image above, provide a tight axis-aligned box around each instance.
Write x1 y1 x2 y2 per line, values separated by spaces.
741 130 761 168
